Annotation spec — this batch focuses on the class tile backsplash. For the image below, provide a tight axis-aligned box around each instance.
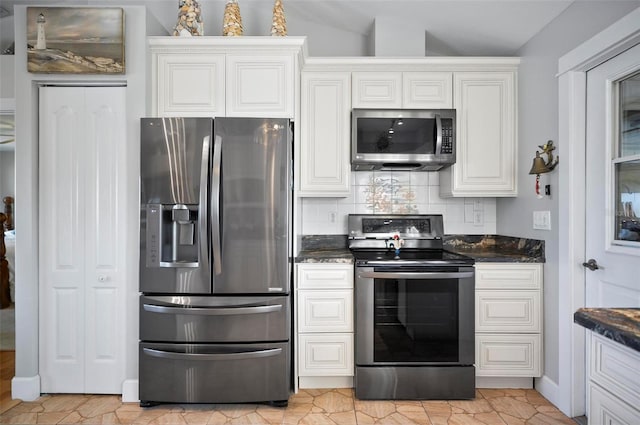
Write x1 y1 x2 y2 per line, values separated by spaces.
301 171 497 235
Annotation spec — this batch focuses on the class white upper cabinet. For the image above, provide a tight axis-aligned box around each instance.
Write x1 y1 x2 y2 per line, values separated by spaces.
352 72 402 108
225 54 295 117
153 52 225 117
352 71 453 109
403 72 453 109
148 37 304 118
440 71 517 197
299 71 351 197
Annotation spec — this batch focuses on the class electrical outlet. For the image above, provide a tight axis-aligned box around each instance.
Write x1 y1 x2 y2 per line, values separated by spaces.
533 211 551 230
329 212 337 223
473 210 484 226
473 199 483 211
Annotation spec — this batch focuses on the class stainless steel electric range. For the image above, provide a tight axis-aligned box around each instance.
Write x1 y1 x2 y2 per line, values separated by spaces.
348 214 476 400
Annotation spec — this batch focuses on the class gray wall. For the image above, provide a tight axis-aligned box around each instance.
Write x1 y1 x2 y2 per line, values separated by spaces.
500 0 640 387
0 150 14 199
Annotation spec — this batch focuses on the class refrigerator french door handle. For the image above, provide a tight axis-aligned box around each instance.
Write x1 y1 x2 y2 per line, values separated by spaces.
143 347 282 361
198 135 211 279
211 134 223 275
142 303 282 315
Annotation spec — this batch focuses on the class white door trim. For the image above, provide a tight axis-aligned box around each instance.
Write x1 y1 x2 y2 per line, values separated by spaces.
556 6 640 417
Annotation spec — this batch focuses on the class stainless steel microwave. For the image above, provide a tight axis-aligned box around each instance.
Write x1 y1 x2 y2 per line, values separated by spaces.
351 109 456 171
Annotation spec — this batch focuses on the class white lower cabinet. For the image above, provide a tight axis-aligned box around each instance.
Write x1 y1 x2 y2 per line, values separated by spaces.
587 333 640 425
296 263 354 388
475 263 543 384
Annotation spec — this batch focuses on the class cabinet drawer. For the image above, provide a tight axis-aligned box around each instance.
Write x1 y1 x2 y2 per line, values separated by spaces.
298 290 353 333
590 333 640 409
475 263 542 290
298 334 354 376
476 290 541 332
297 264 353 289
589 383 640 425
476 334 541 377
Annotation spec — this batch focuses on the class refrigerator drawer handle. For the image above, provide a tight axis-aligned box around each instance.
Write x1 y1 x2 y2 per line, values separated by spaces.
143 303 283 315
359 271 475 280
159 261 199 268
143 347 282 361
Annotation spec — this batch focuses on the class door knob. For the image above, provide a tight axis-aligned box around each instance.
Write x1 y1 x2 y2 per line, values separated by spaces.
582 259 599 271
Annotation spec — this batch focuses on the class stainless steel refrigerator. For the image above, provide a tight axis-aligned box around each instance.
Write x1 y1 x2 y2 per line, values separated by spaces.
138 117 292 406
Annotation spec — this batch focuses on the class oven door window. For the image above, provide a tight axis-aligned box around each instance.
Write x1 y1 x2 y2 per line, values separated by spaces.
374 277 459 363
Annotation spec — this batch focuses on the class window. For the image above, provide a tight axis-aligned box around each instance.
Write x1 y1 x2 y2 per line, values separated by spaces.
615 72 640 244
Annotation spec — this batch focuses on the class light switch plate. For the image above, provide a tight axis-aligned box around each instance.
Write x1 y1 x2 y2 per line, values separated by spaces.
533 211 551 230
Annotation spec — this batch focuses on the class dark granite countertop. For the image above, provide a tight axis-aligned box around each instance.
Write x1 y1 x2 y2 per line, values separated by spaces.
295 248 354 264
444 235 545 263
295 234 544 264
574 308 640 353
295 235 354 264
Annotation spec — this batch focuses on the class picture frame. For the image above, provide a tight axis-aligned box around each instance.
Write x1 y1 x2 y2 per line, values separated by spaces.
26 7 125 74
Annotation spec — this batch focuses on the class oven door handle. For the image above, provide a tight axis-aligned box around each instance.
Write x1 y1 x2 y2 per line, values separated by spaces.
359 271 474 280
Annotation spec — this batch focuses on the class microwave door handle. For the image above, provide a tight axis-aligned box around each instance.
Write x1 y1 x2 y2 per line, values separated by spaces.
434 114 443 155
359 271 474 280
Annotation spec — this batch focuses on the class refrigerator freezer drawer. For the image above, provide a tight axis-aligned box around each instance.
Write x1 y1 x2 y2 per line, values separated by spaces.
140 295 290 342
139 342 290 404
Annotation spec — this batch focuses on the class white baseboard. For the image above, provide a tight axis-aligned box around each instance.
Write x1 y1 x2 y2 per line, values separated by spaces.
121 379 139 403
476 376 534 389
298 376 353 389
535 375 560 407
12 375 40 401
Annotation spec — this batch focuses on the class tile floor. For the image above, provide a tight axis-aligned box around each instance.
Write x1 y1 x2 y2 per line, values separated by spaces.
0 387 577 425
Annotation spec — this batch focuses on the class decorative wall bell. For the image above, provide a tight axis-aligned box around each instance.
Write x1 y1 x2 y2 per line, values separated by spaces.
529 140 559 198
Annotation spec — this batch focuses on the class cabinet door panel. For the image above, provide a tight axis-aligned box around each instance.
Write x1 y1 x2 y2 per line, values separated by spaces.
403 72 453 108
441 72 517 197
299 72 351 196
590 334 640 409
476 334 541 377
297 264 354 289
298 334 354 376
352 72 402 108
476 290 541 332
298 290 353 333
155 54 225 117
589 384 640 425
475 263 542 290
226 55 294 117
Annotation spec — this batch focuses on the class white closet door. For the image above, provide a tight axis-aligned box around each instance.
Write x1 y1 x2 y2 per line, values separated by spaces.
39 86 126 394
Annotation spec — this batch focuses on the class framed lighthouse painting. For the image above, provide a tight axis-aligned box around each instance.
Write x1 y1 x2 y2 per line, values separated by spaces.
26 7 125 74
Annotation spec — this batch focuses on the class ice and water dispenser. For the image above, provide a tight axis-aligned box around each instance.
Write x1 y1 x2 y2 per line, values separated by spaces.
145 203 200 268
